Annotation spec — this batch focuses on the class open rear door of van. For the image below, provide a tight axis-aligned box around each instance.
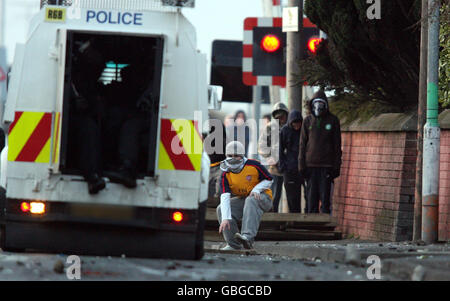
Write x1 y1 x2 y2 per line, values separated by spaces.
50 29 66 173
147 37 164 177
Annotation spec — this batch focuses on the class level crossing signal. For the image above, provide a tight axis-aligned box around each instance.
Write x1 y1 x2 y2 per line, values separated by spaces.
243 17 321 87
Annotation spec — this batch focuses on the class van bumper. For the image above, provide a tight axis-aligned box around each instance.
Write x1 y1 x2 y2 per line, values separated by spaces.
1 199 205 259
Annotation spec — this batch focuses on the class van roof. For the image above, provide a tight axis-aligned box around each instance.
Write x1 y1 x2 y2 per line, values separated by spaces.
42 0 179 12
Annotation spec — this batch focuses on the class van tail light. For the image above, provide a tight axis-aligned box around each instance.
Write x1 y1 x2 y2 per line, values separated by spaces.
21 201 46 215
172 211 183 223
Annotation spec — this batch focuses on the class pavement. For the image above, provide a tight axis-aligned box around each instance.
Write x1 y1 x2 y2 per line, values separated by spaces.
204 239 450 280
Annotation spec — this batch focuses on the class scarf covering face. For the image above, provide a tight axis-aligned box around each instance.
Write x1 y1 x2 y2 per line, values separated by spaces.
220 157 248 174
312 98 328 117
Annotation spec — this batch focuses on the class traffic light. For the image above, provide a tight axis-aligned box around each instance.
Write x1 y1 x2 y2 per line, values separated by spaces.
243 17 320 87
252 27 286 77
211 40 252 102
307 37 322 54
261 34 281 53
211 40 271 102
302 27 321 58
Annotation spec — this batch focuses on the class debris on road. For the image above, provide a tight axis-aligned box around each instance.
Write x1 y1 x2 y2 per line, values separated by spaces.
53 260 65 274
411 265 426 281
344 245 361 266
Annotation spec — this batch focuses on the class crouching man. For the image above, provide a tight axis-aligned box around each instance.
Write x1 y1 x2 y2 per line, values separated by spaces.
217 141 273 250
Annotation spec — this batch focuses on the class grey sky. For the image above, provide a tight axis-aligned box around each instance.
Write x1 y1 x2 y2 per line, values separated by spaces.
4 0 40 64
183 0 263 73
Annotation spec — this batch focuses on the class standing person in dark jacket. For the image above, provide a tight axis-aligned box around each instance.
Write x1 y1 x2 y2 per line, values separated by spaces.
298 90 342 214
279 110 304 213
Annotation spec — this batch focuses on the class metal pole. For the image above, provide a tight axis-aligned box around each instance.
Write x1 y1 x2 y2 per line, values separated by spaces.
413 0 428 242
262 0 282 105
253 85 262 134
286 0 303 113
422 0 440 244
252 85 262 160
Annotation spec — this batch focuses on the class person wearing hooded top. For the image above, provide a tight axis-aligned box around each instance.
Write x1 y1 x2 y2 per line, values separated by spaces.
298 90 342 214
258 102 289 213
279 109 304 213
228 110 250 157
217 141 273 250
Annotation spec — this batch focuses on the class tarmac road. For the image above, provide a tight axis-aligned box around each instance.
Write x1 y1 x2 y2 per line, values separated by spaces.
0 243 401 281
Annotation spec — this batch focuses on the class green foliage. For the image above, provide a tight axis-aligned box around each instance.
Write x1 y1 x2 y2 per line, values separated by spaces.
440 1 450 108
301 0 422 111
328 93 401 125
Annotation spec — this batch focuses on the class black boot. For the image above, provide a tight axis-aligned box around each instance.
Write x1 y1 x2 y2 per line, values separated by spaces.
87 173 106 194
117 165 137 188
103 160 137 188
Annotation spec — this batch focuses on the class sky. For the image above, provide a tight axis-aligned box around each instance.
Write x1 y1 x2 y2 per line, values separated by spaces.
2 0 265 66
183 0 264 72
3 0 40 64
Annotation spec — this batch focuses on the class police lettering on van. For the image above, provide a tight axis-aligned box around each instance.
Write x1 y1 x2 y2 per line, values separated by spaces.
86 10 143 26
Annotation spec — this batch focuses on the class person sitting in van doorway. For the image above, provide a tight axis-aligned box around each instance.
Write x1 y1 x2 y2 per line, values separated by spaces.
217 141 273 250
70 38 108 194
298 90 342 214
279 109 305 213
103 62 153 188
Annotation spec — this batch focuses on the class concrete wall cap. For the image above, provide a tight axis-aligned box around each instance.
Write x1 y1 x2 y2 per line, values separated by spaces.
341 110 450 132
341 112 418 132
438 110 450 129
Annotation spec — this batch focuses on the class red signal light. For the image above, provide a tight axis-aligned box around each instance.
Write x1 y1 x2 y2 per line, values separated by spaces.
261 34 281 53
307 37 322 54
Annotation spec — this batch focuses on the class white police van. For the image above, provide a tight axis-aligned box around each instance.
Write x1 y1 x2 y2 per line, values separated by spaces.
0 0 210 259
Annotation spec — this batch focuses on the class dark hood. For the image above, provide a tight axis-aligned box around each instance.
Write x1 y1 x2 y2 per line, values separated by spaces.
234 110 247 121
271 102 289 118
288 109 303 128
309 90 329 113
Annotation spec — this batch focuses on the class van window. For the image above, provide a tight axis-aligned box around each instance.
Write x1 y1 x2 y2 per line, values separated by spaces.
99 62 129 85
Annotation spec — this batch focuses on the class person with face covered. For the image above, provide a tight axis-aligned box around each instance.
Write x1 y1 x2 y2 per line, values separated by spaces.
216 141 273 250
279 109 304 213
298 90 342 214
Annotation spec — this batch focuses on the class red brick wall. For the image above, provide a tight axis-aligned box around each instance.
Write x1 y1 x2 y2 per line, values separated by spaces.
439 130 450 241
333 129 450 242
332 132 417 241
